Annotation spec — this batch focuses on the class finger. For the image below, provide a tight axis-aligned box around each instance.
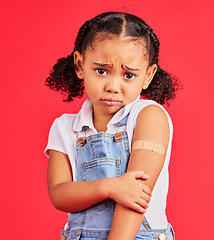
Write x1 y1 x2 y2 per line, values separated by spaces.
140 184 152 196
140 191 151 203
138 198 149 209
139 171 149 180
129 170 149 180
129 202 147 214
142 185 152 197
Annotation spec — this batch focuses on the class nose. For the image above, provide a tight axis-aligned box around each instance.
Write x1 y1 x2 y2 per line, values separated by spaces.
105 77 121 94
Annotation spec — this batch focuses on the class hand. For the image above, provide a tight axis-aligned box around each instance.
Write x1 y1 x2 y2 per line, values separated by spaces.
108 171 151 213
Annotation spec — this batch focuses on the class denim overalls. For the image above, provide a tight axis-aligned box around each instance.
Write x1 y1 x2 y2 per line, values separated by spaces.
61 115 175 240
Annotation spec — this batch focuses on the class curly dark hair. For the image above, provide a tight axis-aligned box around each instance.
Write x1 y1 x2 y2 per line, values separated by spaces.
46 12 181 105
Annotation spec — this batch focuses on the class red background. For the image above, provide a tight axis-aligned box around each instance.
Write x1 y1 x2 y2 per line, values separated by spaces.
1 0 213 239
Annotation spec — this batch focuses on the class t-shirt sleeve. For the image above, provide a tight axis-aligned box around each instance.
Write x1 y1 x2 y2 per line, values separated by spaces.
44 118 67 157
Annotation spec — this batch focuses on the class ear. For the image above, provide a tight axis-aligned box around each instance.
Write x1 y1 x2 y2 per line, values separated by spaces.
142 64 157 89
73 51 84 79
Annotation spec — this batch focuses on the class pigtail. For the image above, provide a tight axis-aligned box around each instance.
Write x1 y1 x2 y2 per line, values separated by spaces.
45 20 93 102
45 53 84 102
141 69 180 106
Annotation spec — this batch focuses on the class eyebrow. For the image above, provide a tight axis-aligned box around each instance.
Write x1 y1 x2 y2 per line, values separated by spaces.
93 62 113 67
122 64 139 71
93 62 139 71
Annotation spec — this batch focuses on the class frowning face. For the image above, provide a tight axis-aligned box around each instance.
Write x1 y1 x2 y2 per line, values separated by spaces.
74 36 157 122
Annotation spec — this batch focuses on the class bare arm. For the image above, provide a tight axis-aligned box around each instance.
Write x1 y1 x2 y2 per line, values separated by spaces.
48 149 109 212
108 105 170 240
47 150 151 213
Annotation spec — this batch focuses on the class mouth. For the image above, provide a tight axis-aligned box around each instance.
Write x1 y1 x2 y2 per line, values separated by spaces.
101 98 122 106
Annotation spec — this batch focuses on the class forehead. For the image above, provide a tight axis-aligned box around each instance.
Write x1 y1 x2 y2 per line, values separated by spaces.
84 36 148 65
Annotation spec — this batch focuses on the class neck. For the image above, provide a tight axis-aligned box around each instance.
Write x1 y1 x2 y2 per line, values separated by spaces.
93 111 114 132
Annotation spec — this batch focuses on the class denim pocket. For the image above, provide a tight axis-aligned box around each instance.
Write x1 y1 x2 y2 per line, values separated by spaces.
82 158 119 212
83 158 121 181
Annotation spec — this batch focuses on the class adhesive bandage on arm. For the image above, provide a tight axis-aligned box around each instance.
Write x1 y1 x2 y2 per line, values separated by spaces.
132 140 165 155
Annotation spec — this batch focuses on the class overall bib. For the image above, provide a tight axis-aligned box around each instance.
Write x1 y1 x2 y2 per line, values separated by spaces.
61 115 175 240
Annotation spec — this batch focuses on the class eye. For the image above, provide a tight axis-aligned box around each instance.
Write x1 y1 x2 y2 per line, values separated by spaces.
95 68 108 75
124 72 136 80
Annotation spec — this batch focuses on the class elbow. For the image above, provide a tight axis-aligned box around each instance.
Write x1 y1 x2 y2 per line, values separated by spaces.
50 197 64 211
48 192 63 211
48 188 78 213
48 188 69 213
50 196 72 213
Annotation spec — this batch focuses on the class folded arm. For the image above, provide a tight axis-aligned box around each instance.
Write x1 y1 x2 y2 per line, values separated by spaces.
107 105 170 240
47 150 150 213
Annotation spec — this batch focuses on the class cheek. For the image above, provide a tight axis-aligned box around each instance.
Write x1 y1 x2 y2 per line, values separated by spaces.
125 79 144 92
137 75 146 88
84 80 101 96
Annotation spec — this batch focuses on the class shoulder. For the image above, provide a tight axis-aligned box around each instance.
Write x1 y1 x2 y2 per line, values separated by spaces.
130 99 171 121
50 113 78 133
137 104 168 124
128 99 173 140
131 99 168 116
45 113 78 157
54 113 77 123
136 105 169 135
133 103 170 149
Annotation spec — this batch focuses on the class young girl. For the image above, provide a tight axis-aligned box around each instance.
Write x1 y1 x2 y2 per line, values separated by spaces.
45 12 179 240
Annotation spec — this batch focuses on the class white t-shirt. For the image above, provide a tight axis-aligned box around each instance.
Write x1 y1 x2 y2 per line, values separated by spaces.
45 96 173 229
